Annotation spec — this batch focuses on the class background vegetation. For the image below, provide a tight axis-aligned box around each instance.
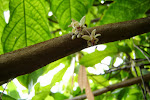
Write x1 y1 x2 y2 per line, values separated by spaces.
0 0 150 99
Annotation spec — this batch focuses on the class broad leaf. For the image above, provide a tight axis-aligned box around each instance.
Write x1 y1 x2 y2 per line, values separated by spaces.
135 47 150 59
50 0 93 29
2 0 51 92
2 0 50 53
0 0 7 54
50 63 69 88
0 86 3 91
34 82 40 94
32 65 69 100
80 42 131 67
0 0 9 11
80 43 119 67
17 57 70 92
43 57 68 74
7 81 20 99
52 92 68 100
33 83 51 100
89 75 109 87
45 95 54 100
126 87 142 100
117 88 129 100
100 0 150 25
0 92 16 100
17 67 45 93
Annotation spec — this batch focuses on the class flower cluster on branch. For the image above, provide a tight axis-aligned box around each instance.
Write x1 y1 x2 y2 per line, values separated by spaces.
68 16 101 46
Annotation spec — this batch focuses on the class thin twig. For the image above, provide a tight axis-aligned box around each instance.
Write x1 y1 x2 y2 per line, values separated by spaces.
131 59 147 100
87 63 150 76
134 58 150 62
91 18 100 23
140 48 150 57
145 82 150 96
66 73 150 100
133 66 146 99
50 29 61 34
0 79 11 99
48 18 58 23
134 43 150 63
138 45 150 49
84 28 91 35
104 66 130 73
139 65 147 97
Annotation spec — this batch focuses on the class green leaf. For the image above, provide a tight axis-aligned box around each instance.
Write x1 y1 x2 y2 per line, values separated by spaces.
4 0 51 91
80 42 132 67
0 0 6 55
48 57 71 88
43 57 68 74
117 88 129 100
32 83 51 100
17 57 70 92
0 92 16 100
135 47 150 59
89 75 109 87
100 0 150 25
34 82 40 94
17 67 45 93
126 94 138 100
33 91 49 100
50 0 93 29
52 92 68 100
0 86 3 90
125 86 142 100
7 81 20 99
120 70 129 79
50 64 69 88
0 0 9 11
45 95 54 100
131 66 141 77
2 0 50 53
80 43 119 67
33 58 71 99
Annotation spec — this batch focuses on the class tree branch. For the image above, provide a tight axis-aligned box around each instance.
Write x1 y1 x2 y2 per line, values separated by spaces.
67 73 150 100
0 17 150 82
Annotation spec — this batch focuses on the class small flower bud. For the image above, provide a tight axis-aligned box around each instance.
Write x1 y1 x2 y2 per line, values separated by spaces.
77 34 81 38
72 35 76 40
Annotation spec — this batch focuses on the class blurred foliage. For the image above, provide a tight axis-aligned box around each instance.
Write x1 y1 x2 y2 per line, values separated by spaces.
0 0 150 100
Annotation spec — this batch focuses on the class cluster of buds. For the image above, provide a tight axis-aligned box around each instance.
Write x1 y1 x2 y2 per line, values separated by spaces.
68 16 101 47
68 16 86 40
82 29 101 46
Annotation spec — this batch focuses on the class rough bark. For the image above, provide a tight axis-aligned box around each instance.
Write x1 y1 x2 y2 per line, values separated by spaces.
0 17 150 82
67 73 150 100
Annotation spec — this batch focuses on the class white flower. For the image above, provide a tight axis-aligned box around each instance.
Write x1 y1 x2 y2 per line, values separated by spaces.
79 16 86 28
68 16 86 28
82 29 101 46
68 19 80 28
68 16 86 39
